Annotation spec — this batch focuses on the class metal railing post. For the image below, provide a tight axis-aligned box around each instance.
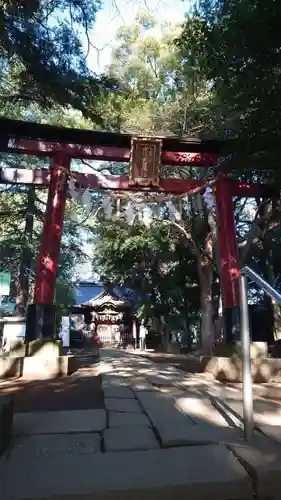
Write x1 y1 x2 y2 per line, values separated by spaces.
239 273 254 441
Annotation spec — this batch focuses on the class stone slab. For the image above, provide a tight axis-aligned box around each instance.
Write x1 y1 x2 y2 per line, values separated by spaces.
251 383 281 400
113 373 134 379
146 407 194 425
175 396 229 427
0 444 253 500
25 339 62 358
10 433 101 459
99 363 115 374
104 426 158 451
0 396 13 455
156 421 243 447
0 355 22 378
217 397 281 427
200 355 281 383
228 436 281 499
103 386 135 399
130 380 159 392
146 375 172 386
251 399 281 426
114 369 134 375
105 398 142 413
102 376 130 387
213 341 268 360
136 391 183 410
114 366 134 371
109 411 151 428
257 425 281 443
138 368 158 375
178 378 213 390
14 409 106 435
22 355 78 378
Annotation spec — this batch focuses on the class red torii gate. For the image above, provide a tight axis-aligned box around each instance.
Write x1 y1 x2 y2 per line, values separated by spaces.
0 118 275 344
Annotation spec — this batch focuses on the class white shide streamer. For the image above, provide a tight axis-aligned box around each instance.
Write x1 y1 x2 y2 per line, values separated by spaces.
67 179 93 212
166 201 182 222
68 178 79 201
203 186 214 210
81 188 92 211
66 186 196 226
142 206 153 228
125 202 136 226
183 201 191 217
102 195 113 219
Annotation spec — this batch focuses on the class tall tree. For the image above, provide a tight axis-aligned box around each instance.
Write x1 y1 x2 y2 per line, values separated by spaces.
99 13 192 135
87 13 222 352
94 215 201 336
178 1 281 173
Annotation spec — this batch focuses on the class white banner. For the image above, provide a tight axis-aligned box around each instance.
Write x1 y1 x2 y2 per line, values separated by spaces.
132 319 137 339
60 316 70 347
2 322 26 351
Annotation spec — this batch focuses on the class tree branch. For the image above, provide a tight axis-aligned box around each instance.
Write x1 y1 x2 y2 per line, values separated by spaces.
240 199 280 264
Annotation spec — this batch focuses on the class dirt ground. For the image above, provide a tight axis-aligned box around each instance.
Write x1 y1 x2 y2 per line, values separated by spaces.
0 349 104 413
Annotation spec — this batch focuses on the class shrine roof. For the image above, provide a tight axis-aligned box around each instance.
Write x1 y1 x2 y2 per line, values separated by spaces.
75 282 103 305
74 282 136 308
84 289 131 309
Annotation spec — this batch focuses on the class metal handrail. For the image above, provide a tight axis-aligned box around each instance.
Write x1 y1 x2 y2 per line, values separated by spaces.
239 266 281 441
241 266 281 305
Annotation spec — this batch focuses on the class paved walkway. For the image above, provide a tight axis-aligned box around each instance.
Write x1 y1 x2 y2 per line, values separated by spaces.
1 348 281 499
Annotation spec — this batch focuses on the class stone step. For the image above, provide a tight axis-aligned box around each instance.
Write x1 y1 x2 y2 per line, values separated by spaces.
14 409 106 435
0 396 13 455
0 444 253 500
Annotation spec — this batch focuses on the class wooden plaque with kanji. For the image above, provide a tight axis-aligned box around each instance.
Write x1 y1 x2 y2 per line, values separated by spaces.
129 137 162 187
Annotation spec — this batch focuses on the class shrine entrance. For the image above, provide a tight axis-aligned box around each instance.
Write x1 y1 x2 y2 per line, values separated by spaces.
0 117 276 344
72 285 133 346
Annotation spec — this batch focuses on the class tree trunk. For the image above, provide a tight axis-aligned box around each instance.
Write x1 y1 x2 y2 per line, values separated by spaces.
159 315 169 352
259 205 279 340
271 301 281 341
199 273 214 355
197 250 214 355
16 186 35 315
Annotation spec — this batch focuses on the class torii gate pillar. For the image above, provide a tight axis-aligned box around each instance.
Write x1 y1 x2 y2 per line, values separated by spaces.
25 154 70 343
216 176 240 342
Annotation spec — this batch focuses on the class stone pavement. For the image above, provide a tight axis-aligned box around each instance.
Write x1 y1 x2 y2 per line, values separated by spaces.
1 348 281 499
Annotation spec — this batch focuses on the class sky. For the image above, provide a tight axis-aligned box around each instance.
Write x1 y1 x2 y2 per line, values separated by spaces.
84 0 190 74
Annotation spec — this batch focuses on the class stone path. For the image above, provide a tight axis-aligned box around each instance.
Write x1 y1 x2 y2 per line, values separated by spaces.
100 349 244 450
2 348 281 499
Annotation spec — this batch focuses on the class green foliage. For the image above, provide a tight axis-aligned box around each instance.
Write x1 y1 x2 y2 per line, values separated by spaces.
178 1 281 175
102 16 190 135
0 186 89 301
90 13 219 334
0 0 117 121
94 217 200 328
55 281 75 310
0 103 93 307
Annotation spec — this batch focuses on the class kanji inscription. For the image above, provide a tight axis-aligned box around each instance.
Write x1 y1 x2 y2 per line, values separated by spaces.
129 136 162 187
